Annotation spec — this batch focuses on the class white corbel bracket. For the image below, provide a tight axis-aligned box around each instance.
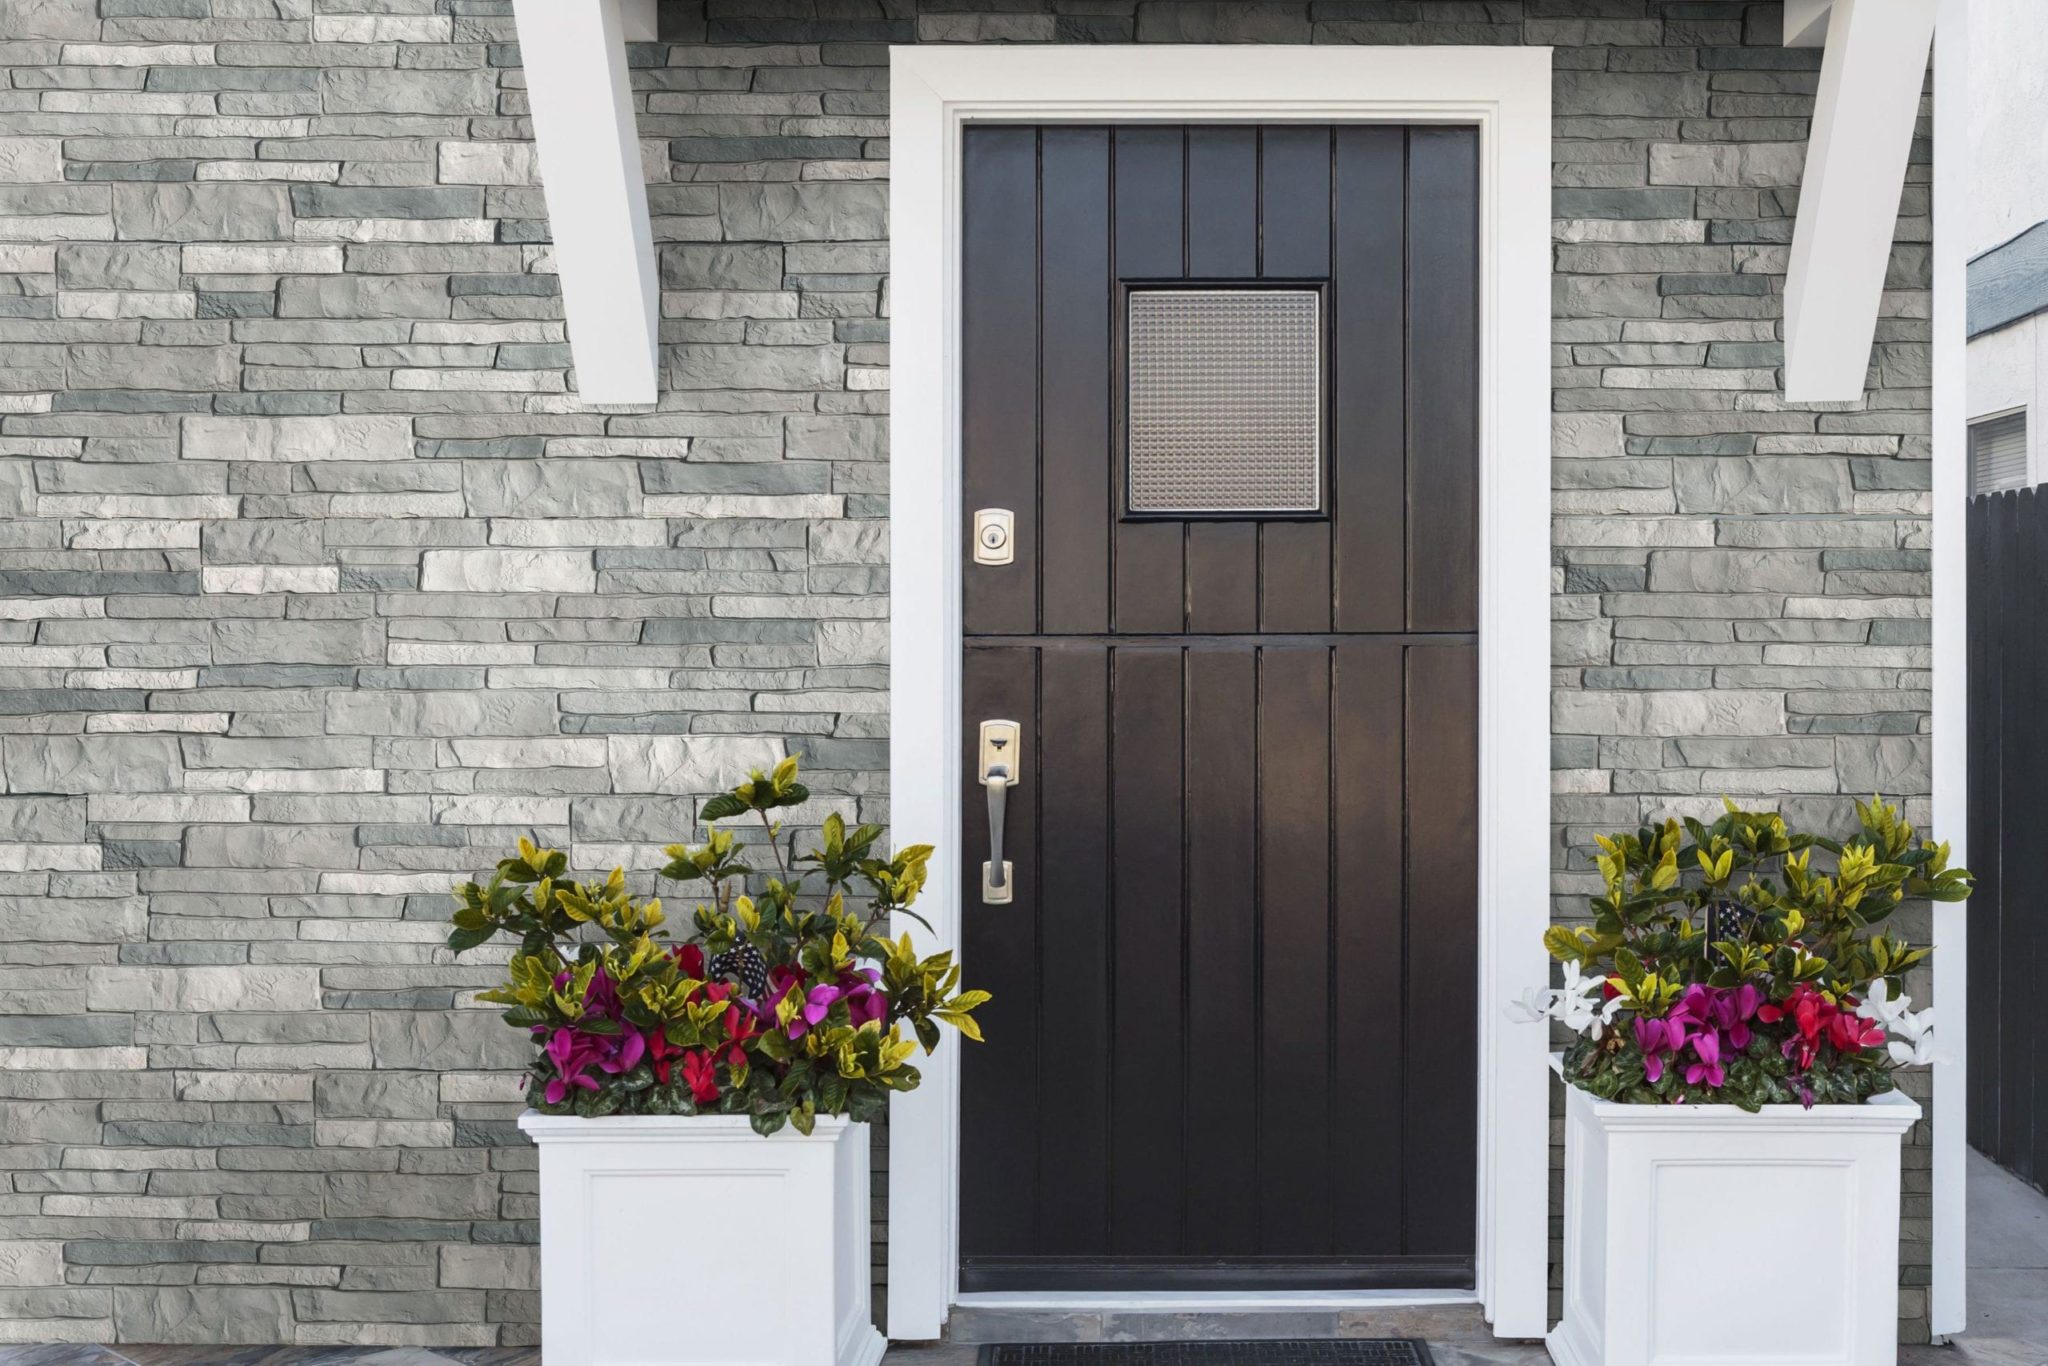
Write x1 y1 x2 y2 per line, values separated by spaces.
1784 0 1833 47
511 0 660 405
1782 0 1937 402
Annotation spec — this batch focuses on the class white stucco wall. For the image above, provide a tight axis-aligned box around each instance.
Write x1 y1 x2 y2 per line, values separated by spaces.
1970 0 2048 257
1967 315 2045 485
1968 0 2048 475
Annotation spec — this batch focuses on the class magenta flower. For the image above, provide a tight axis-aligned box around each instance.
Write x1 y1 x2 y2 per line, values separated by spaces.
1684 1029 1724 1088
1629 983 1759 1094
1634 1015 1687 1083
845 984 886 1028
543 1027 604 1105
1723 983 1762 1049
599 1027 645 1075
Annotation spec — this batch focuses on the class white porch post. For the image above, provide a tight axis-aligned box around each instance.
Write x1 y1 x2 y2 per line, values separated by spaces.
1929 0 1970 1338
509 0 661 405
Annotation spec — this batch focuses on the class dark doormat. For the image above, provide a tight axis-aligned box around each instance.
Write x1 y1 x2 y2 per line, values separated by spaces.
979 1343 1433 1366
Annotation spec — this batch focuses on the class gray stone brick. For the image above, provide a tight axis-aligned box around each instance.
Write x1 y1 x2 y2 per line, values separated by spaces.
277 275 452 320
113 1286 293 1343
67 345 240 392
111 184 292 242
319 68 498 116
1135 2 1309 41
58 243 181 290
368 1011 530 1072
4 736 181 795
717 182 887 242
211 620 383 666
657 243 787 290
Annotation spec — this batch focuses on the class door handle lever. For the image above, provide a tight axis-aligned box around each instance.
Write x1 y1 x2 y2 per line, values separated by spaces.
979 720 1019 905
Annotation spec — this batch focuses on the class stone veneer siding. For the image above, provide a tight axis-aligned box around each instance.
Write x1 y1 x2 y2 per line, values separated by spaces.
0 0 1933 1349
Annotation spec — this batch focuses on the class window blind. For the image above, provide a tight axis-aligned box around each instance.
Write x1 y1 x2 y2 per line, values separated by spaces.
1970 410 2029 495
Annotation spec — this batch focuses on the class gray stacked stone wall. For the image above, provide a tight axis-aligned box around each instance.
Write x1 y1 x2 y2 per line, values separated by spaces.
0 0 1932 1349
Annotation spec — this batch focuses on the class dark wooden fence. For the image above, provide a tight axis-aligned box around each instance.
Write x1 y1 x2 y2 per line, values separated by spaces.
1968 487 2048 1190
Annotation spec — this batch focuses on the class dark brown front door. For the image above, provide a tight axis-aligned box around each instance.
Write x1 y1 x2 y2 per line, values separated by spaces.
957 124 1480 1293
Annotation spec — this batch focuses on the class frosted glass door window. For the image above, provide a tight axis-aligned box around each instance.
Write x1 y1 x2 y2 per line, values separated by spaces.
1125 288 1323 515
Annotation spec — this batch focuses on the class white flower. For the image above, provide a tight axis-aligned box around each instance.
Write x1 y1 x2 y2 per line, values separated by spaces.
1857 983 1939 1066
1506 965 1625 1039
1560 991 1627 1040
1887 1005 1938 1066
1505 986 1557 1024
1559 960 1605 1002
1854 978 1914 1030
1556 961 1625 1038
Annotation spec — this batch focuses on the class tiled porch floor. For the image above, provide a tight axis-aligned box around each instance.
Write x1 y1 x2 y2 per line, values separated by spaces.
6 1153 2044 1366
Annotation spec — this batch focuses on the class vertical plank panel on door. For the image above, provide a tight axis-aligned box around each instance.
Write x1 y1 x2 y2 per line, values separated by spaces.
1259 125 1334 634
1109 646 1187 1253
1256 645 1334 1254
1405 128 1480 633
1260 125 1333 278
959 646 1041 1257
1332 127 1408 634
1113 126 1187 634
1040 129 1113 637
1181 646 1260 1254
1186 125 1257 277
1403 643 1479 1253
1036 645 1113 1253
1331 639 1406 1254
963 127 1040 636
1965 494 1999 1151
1183 126 1260 635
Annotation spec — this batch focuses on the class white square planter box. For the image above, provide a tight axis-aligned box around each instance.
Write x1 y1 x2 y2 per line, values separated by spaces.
1548 1081 1921 1366
521 1111 887 1366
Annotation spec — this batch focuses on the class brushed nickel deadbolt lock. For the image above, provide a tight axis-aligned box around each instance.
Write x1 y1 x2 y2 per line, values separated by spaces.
979 719 1019 904
972 509 1014 566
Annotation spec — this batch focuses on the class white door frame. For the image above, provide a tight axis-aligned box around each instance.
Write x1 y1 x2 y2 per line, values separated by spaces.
886 44 1555 1344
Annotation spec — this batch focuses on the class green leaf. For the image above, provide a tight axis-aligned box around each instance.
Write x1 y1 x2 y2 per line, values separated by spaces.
446 923 496 954
700 793 748 823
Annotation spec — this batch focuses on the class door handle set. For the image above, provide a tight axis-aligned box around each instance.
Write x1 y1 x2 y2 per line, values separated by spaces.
978 719 1019 904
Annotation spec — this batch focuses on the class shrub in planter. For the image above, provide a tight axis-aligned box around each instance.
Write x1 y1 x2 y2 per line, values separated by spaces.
1523 798 1972 1366
448 756 987 1366
449 754 986 1134
1519 796 1967 1108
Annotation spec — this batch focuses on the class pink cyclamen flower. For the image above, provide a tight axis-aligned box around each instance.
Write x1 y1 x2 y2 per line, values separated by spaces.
1634 1015 1688 1083
1684 1028 1724 1088
543 1027 603 1105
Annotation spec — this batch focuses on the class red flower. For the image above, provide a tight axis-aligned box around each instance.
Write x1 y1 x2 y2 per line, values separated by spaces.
674 944 706 979
1760 983 1883 1071
721 1001 757 1065
1827 999 1885 1054
646 1027 674 1086
681 1049 720 1104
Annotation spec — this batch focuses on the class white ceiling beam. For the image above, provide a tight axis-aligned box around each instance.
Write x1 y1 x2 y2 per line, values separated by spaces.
510 0 660 405
1783 0 1936 402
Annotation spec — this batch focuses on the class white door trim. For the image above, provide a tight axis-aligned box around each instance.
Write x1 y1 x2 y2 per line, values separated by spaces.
885 44 1555 1344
